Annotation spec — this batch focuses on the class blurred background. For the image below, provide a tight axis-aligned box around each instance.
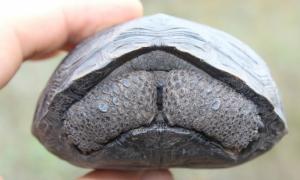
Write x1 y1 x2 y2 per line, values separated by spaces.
1 0 299 179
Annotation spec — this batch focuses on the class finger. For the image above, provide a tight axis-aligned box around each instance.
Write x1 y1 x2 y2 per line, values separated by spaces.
29 51 64 61
0 0 143 88
141 170 173 180
79 170 144 180
79 169 173 180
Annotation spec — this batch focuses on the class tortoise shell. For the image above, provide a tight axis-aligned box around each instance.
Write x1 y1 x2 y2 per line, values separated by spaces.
32 14 287 169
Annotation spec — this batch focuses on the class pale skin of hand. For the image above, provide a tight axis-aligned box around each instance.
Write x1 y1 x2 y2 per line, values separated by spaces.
0 0 173 179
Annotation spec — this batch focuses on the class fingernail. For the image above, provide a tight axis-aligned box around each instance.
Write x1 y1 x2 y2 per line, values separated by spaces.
141 170 173 180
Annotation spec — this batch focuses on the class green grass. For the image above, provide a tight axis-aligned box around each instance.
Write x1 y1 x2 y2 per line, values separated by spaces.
1 0 300 179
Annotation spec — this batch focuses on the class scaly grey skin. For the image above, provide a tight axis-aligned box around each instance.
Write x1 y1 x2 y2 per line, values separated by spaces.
32 14 287 169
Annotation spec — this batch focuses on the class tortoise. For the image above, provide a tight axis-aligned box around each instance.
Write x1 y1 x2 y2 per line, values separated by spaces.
32 14 287 169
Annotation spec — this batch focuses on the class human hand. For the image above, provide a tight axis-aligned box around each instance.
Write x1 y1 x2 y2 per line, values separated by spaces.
80 170 173 180
0 0 173 179
0 0 142 88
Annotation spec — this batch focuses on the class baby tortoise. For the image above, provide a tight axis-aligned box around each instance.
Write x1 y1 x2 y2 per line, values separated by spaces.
32 14 287 169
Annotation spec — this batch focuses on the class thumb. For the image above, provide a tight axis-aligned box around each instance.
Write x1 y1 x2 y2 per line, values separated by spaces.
79 169 173 180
